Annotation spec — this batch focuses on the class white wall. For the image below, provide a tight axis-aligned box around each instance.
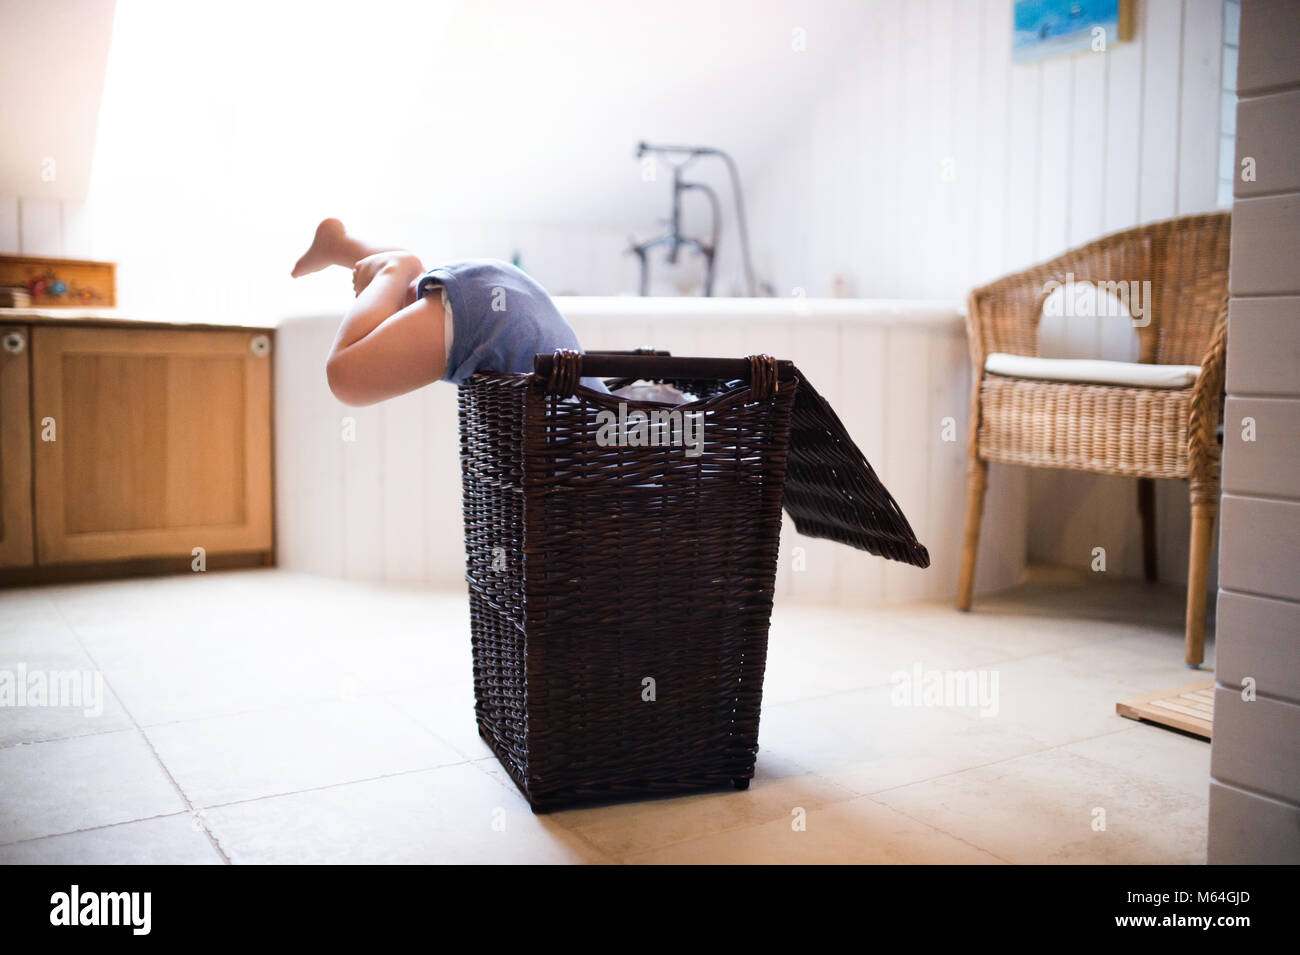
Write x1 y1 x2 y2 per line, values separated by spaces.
743 0 1231 586
0 0 115 201
1209 0 1300 864
1 0 876 319
0 197 96 259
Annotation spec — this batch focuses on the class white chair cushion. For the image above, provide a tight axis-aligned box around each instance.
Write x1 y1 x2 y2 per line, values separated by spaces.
985 353 1201 389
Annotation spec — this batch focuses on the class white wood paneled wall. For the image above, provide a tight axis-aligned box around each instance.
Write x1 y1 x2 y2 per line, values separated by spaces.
744 0 1231 586
0 196 95 257
275 301 1026 605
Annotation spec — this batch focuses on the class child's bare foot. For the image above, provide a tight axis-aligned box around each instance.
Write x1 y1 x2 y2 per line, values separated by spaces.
291 218 348 277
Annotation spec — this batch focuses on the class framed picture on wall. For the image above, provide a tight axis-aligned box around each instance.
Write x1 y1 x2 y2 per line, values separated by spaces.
1013 0 1136 63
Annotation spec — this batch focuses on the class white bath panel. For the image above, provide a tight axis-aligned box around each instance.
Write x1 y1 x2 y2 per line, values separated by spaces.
566 315 608 352
605 313 657 353
882 326 932 602
274 320 345 578
689 322 747 363
834 324 887 608
341 401 384 581
422 384 465 590
273 303 1018 607
380 389 428 582
641 317 693 357
783 321 839 606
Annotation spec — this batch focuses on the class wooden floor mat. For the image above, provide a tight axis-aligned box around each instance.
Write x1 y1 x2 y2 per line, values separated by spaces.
1116 680 1214 740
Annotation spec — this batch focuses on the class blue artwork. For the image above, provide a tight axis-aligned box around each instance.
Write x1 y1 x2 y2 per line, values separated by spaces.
1013 0 1124 63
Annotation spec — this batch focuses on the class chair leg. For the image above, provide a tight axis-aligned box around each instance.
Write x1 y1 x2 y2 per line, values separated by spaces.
1137 477 1158 582
1184 502 1217 668
956 459 989 611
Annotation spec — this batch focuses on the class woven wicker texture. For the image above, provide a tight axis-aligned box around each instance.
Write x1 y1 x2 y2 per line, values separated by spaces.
978 376 1193 478
784 366 930 567
459 349 926 809
965 211 1230 493
958 212 1231 666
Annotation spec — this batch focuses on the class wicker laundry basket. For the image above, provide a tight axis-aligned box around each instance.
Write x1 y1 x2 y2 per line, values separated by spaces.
457 348 928 810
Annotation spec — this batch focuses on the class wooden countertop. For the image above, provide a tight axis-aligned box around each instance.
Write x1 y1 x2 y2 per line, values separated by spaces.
0 308 275 333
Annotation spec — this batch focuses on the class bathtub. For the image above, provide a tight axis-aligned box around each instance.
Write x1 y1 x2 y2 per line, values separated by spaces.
273 297 1027 606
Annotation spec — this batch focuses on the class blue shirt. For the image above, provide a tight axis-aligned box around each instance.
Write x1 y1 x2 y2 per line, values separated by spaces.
415 259 604 391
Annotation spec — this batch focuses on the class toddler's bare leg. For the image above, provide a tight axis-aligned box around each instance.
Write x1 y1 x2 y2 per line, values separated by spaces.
291 218 403 278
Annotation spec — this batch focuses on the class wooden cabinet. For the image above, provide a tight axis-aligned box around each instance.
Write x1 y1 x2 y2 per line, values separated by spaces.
28 325 273 566
0 326 35 568
0 319 273 580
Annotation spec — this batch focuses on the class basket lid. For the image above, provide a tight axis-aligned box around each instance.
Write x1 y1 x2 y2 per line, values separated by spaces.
535 348 929 568
783 366 930 568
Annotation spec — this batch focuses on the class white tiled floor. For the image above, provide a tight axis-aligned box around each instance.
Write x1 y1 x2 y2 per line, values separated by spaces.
0 566 1213 864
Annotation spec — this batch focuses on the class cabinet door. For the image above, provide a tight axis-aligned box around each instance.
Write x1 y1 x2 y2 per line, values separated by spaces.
0 326 34 568
31 326 272 564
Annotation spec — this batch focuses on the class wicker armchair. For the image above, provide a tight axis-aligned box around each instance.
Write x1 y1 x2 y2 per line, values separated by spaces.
956 212 1231 666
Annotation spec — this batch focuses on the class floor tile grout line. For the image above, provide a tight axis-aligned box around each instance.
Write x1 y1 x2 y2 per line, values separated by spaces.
773 660 1210 720
380 692 488 761
120 683 465 732
861 794 1016 865
0 810 195 851
531 772 864 861
0 721 139 752
3 760 476 856
765 660 1125 715
0 682 472 749
763 626 1192 712
471 758 622 864
858 723 1147 802
856 727 1211 865
460 759 667 865
50 598 233 865
177 758 472 815
611 787 1017 865
27 588 478 860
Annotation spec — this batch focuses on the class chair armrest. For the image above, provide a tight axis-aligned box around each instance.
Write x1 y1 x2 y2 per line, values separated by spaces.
966 262 1059 369
966 220 1168 367
1187 295 1228 505
964 262 1058 456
